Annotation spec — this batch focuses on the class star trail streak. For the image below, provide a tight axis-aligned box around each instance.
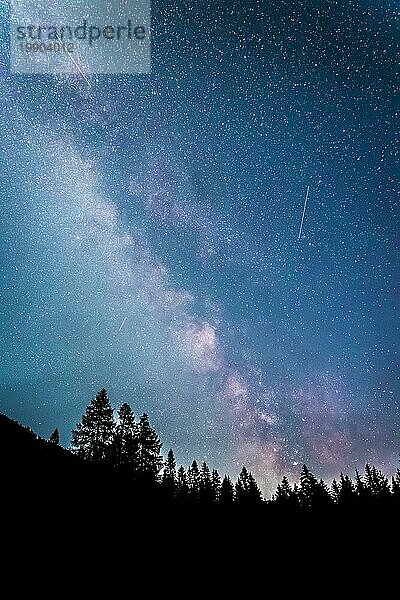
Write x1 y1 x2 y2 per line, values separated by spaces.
298 186 310 240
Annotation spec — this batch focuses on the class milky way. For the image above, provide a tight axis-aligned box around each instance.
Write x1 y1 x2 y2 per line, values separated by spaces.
0 0 398 494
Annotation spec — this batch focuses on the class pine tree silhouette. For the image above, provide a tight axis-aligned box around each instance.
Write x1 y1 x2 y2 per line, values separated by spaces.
113 402 139 472
220 474 234 506
199 462 214 504
275 476 299 512
355 468 367 498
137 413 163 479
235 467 262 505
335 473 356 507
275 476 292 501
49 428 60 445
13 387 400 524
364 464 391 501
187 460 201 501
211 469 221 502
392 469 400 499
162 449 177 499
71 389 115 463
331 478 340 502
176 465 190 503
299 464 331 511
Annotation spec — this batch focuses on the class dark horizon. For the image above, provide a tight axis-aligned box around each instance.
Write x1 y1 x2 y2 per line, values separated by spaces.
2 388 400 507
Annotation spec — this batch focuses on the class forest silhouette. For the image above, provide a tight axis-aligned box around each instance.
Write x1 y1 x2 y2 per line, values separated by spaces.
3 388 400 531
4 388 397 586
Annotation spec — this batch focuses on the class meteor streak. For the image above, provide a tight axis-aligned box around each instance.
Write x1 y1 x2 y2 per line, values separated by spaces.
118 316 127 332
298 185 310 240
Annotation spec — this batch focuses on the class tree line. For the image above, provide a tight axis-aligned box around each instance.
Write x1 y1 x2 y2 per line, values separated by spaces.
56 388 400 512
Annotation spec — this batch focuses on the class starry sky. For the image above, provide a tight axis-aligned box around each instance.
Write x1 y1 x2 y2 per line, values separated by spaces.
0 0 398 494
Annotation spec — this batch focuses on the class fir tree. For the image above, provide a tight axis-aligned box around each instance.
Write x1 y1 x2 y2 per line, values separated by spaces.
49 428 60 445
331 478 340 503
220 475 234 505
199 462 214 504
355 468 366 498
248 471 262 504
337 473 356 507
392 469 400 499
292 483 300 500
211 469 221 502
235 467 262 505
137 413 163 479
299 464 319 509
71 389 115 463
162 449 177 499
315 478 333 510
299 465 331 511
163 448 177 479
235 469 247 504
364 464 391 501
113 402 139 471
247 471 263 504
176 466 190 503
187 460 201 501
275 476 292 502
275 476 299 511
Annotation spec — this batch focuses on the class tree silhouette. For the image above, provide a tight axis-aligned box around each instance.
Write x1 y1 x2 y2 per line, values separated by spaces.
275 476 292 502
211 469 221 502
49 428 60 445
199 462 214 504
316 478 333 509
299 464 318 508
235 467 262 505
275 476 299 511
299 464 332 511
176 465 190 503
392 469 400 499
10 389 400 522
162 449 177 499
355 468 367 499
247 471 262 504
331 478 340 502
187 460 201 501
332 473 356 507
71 389 115 463
137 413 163 479
355 469 365 497
364 464 391 501
220 475 234 506
113 403 139 472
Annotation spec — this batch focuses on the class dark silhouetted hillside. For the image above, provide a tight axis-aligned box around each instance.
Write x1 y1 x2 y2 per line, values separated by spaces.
1 406 399 567
0 413 86 504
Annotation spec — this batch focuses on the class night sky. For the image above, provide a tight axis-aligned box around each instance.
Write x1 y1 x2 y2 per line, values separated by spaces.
0 0 398 494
